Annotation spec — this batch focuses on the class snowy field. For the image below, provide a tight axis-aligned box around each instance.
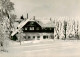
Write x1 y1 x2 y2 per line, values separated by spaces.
0 39 80 57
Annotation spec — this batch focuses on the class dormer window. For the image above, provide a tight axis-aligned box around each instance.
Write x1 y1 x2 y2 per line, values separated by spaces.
30 27 34 30
30 22 34 25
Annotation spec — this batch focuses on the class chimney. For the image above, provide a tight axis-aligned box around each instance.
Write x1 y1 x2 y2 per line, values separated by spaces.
20 15 24 20
27 13 28 19
50 17 52 21
33 16 35 20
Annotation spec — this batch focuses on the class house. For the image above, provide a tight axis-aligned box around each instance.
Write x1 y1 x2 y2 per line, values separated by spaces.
11 16 55 41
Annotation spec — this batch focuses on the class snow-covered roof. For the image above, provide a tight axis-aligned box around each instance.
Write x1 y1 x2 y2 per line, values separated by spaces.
35 19 55 27
38 21 54 27
11 19 30 36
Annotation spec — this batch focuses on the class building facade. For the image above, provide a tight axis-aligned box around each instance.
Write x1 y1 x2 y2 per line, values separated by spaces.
11 18 55 41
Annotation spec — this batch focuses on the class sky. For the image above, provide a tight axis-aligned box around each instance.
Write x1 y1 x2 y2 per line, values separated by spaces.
11 0 80 19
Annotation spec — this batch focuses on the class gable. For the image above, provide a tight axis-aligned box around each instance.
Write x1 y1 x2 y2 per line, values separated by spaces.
23 21 41 27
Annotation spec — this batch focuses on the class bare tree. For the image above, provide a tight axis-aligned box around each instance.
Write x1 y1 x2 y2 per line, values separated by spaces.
16 29 23 45
55 21 60 39
63 21 67 40
75 21 79 39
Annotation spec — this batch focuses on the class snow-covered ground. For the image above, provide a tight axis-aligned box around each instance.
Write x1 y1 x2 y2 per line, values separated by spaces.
0 39 80 57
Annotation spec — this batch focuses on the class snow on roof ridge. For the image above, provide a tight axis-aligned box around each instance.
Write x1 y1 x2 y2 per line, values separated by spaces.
18 19 30 28
11 19 30 36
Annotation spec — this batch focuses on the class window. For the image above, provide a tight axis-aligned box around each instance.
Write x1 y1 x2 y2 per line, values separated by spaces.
43 36 46 39
43 35 48 39
50 28 52 30
28 36 30 39
37 36 40 38
30 22 34 25
30 27 34 30
33 36 35 38
36 27 39 30
25 28 27 30
37 36 40 40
